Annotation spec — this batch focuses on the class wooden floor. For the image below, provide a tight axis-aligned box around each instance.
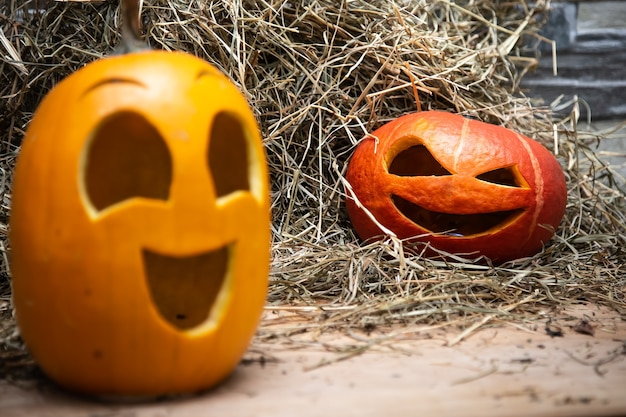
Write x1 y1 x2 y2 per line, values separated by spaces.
1 304 625 417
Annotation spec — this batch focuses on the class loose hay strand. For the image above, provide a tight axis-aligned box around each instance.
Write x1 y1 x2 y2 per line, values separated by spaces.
0 0 625 378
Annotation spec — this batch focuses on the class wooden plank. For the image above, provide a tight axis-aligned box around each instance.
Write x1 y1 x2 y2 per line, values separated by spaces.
1 305 624 417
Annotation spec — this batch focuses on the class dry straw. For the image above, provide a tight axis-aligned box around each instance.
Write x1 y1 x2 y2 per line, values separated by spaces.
0 0 624 379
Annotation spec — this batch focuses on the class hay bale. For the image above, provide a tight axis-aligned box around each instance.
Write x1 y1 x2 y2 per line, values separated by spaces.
0 0 624 376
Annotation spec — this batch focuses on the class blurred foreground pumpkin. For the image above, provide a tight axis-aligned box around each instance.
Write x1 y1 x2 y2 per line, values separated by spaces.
10 0 269 397
345 111 567 263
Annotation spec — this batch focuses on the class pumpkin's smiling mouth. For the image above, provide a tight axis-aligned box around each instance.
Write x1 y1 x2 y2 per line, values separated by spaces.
142 246 231 331
392 195 523 236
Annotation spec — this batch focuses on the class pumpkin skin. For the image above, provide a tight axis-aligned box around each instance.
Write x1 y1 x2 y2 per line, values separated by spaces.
10 51 270 396
345 111 567 263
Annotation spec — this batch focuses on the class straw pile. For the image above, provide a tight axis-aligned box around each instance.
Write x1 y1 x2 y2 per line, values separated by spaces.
1 0 624 379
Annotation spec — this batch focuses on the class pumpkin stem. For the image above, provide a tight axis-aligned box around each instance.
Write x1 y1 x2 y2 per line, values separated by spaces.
117 0 149 53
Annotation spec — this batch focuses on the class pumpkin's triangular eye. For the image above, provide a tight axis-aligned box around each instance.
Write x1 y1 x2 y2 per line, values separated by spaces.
476 166 523 187
208 112 250 198
83 111 172 212
388 145 452 176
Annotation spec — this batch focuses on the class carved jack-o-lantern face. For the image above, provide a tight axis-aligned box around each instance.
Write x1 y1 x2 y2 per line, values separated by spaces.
345 111 567 263
10 51 270 396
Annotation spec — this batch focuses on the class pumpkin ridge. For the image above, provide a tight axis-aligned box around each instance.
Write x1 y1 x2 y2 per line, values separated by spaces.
516 132 545 243
452 117 471 172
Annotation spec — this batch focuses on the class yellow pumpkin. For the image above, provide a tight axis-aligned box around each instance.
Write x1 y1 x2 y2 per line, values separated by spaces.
9 50 270 396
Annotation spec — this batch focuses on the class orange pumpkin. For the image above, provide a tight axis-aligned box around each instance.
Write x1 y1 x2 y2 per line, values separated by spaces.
9 50 270 396
345 111 567 263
